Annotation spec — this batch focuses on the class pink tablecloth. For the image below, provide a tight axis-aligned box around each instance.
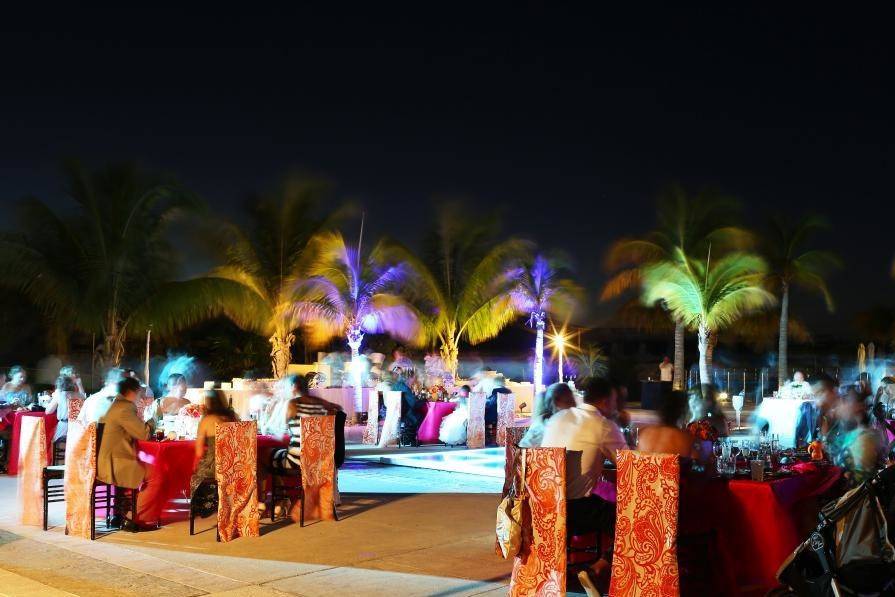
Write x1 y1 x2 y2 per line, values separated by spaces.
416 402 457 444
4 411 57 475
135 435 286 525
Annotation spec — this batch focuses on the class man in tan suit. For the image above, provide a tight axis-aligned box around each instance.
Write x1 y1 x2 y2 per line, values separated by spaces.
97 377 154 528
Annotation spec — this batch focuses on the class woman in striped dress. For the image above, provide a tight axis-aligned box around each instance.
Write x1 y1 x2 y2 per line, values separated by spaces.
271 374 342 470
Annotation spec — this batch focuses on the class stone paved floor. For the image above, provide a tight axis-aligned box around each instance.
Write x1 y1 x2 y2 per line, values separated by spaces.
0 461 516 597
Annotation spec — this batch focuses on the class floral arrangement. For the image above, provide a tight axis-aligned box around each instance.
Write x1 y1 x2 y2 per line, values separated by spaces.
687 419 719 442
429 384 447 401
178 403 205 418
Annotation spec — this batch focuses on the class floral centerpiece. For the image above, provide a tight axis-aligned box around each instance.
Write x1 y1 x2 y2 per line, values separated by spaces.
687 419 720 442
175 403 205 439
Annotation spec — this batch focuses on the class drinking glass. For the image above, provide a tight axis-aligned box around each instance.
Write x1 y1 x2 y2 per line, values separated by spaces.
732 394 745 429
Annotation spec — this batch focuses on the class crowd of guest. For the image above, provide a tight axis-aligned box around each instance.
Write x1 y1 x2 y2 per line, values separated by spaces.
0 363 348 528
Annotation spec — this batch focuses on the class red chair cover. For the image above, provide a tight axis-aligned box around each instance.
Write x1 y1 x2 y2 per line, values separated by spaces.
64 421 97 539
509 447 567 597
496 393 515 446
466 391 486 449
17 415 47 526
299 415 336 523
363 391 380 445
609 451 681 597
215 421 259 542
68 397 85 422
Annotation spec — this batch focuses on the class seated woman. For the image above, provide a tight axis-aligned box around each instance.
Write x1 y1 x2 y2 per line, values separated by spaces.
638 390 696 458
151 373 190 420
1 366 33 410
271 374 342 471
189 390 238 514
439 385 471 445
45 374 86 444
519 383 575 448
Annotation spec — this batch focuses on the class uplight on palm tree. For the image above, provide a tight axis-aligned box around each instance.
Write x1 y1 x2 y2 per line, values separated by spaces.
602 185 750 390
136 175 349 378
546 324 573 383
291 231 425 410
509 253 581 393
641 249 775 387
409 202 532 378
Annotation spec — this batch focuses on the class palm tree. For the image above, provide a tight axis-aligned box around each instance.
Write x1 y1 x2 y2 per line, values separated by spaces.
137 175 350 378
602 185 749 389
0 161 197 368
291 230 425 410
572 343 608 379
762 215 839 389
641 250 776 387
508 253 581 392
411 202 531 378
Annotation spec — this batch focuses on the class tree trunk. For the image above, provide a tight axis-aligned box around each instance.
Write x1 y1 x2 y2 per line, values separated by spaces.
698 323 712 389
269 331 295 379
673 318 685 390
778 283 789 390
347 326 365 412
532 312 546 393
440 335 460 380
705 331 718 386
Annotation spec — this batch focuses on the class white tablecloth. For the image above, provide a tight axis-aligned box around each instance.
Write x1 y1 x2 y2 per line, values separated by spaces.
752 397 817 448
309 387 375 418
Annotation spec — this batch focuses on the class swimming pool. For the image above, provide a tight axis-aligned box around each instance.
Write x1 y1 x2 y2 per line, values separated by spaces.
353 447 506 478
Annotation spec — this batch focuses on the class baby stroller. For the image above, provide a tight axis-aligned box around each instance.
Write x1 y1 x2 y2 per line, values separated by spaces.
775 465 895 596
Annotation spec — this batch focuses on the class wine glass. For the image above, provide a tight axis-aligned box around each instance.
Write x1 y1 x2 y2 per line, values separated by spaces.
732 393 745 429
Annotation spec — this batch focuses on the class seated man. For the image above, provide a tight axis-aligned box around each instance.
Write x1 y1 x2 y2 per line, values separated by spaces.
541 377 627 596
79 368 124 424
97 377 154 530
780 370 812 400
393 371 425 444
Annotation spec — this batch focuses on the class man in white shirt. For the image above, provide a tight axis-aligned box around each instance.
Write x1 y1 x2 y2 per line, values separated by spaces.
659 356 673 383
541 377 627 596
78 368 124 424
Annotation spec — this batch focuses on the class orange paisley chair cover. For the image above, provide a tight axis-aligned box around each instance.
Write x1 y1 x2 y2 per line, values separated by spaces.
17 415 47 526
215 421 260 542
609 450 681 597
64 421 97 538
496 393 516 446
466 391 487 449
67 397 85 422
363 391 380 445
299 415 336 523
509 447 567 597
502 426 530 497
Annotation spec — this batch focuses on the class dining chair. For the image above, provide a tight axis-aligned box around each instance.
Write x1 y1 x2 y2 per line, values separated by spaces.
507 447 567 597
378 391 402 448
609 450 681 597
214 421 259 542
299 414 339 525
18 415 48 528
362 390 380 445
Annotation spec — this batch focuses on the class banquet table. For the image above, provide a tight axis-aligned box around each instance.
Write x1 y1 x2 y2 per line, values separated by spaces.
135 435 287 525
3 410 57 475
678 463 843 593
309 387 374 419
416 401 457 444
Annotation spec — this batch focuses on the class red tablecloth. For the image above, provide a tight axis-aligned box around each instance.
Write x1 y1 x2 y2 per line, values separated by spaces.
135 435 287 525
416 402 457 444
678 464 843 594
4 410 57 475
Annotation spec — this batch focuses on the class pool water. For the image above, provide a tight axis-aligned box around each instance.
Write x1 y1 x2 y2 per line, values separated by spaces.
353 447 506 478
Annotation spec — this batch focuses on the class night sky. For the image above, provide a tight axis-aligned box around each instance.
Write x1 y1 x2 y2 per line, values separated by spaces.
2 6 892 337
